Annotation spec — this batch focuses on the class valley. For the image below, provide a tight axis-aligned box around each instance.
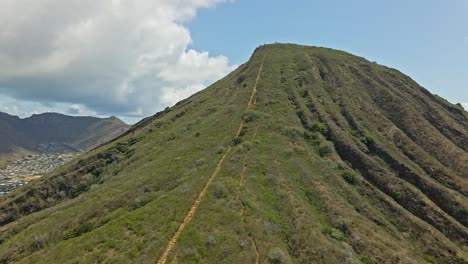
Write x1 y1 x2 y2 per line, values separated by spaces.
0 152 81 196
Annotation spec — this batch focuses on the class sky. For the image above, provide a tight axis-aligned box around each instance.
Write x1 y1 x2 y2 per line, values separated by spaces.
0 0 466 124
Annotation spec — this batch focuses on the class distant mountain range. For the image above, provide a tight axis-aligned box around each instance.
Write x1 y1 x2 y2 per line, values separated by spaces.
0 112 130 161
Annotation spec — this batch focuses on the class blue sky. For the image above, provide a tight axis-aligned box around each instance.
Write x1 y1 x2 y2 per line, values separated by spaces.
189 0 468 105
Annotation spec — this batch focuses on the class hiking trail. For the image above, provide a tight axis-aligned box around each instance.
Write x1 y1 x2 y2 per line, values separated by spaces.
237 126 261 264
156 56 265 264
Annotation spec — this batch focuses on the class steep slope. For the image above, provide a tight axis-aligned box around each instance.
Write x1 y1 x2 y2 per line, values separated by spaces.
0 44 466 264
0 113 130 157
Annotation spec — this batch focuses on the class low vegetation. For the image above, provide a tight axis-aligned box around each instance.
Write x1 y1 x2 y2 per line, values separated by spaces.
0 44 466 264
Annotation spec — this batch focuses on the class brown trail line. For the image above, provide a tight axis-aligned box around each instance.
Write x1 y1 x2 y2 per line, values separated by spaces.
235 55 264 138
157 56 265 264
237 125 261 264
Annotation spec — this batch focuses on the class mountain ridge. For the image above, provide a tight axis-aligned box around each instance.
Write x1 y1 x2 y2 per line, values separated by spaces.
0 111 130 165
0 43 466 264
0 112 129 169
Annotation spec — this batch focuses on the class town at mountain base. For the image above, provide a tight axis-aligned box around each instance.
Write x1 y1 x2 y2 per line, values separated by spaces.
0 112 130 157
0 113 129 195
0 44 466 264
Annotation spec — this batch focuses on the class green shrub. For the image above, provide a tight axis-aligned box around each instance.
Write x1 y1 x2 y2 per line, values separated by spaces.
283 127 303 140
322 227 345 240
115 142 130 153
350 129 362 137
423 255 437 264
311 122 329 135
303 131 320 146
360 256 379 264
394 191 403 200
293 146 305 154
239 126 248 137
165 133 176 141
92 168 104 177
212 182 228 199
236 74 246 84
64 223 94 240
241 141 252 151
30 234 49 251
341 171 357 184
153 120 166 128
268 247 287 264
206 235 217 248
195 159 206 166
216 146 225 154
361 135 375 146
202 107 217 117
296 109 305 120
318 143 334 157
243 110 259 123
232 137 242 146
175 110 186 118
128 134 144 145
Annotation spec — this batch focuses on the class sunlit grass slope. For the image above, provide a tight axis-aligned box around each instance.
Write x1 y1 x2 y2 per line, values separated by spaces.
0 44 466 264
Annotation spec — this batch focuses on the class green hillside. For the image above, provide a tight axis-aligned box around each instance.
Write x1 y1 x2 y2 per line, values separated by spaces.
0 44 466 264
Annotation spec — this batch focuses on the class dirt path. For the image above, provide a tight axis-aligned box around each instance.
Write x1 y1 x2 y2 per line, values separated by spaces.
157 56 265 264
235 56 264 137
237 126 261 264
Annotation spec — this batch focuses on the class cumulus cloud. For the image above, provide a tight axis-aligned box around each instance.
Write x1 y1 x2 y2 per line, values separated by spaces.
0 94 98 118
462 103 468 111
0 0 235 122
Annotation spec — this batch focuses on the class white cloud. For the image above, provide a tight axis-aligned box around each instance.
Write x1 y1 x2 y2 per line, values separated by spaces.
0 0 234 121
0 94 98 118
160 84 206 106
462 103 468 111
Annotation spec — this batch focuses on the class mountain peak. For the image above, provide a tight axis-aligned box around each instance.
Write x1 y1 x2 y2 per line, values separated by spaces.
0 45 467 264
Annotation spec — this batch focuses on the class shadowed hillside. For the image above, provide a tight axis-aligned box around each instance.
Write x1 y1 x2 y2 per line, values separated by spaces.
0 44 466 264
